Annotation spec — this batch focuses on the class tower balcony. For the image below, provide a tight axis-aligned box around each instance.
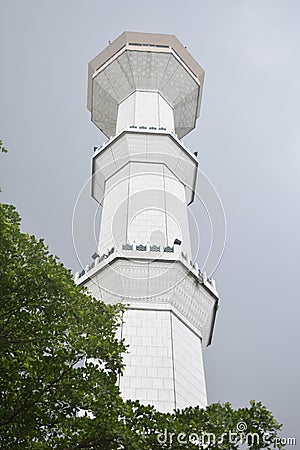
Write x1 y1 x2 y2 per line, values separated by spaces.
76 248 218 349
88 31 205 139
92 127 198 207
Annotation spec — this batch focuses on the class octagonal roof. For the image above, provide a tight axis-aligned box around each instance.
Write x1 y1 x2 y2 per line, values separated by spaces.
88 31 205 139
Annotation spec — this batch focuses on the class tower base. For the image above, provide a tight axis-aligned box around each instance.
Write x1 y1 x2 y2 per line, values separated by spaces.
77 251 218 412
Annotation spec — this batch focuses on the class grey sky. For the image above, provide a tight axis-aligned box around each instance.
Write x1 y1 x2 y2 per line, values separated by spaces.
1 0 299 443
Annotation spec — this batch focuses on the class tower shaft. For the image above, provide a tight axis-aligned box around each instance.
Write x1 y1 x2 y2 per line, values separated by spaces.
76 32 218 412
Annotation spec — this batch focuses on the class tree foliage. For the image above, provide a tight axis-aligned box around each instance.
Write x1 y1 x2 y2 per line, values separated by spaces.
0 202 126 448
0 202 284 449
0 139 7 153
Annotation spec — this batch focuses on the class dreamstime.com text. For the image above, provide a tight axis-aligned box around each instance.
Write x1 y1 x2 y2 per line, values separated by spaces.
156 422 296 447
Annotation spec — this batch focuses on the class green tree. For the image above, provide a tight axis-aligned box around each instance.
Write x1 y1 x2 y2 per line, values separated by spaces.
0 202 284 449
0 139 7 153
0 202 128 448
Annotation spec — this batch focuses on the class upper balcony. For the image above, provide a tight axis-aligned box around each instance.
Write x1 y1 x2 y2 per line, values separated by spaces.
87 31 205 139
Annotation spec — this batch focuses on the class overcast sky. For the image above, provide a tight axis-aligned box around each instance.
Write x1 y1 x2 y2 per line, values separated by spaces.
1 0 299 444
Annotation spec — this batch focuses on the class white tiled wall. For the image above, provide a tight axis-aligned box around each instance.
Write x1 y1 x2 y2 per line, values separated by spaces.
116 91 175 133
98 161 192 257
120 309 174 412
98 165 129 254
119 308 206 412
172 314 207 409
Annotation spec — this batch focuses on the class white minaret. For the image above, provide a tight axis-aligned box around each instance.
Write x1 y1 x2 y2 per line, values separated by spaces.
76 32 218 412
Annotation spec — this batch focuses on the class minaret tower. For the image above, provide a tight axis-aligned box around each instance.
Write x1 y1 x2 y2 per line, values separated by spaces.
76 32 218 412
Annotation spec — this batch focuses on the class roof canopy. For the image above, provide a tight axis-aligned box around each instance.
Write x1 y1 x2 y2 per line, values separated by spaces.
88 32 205 138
